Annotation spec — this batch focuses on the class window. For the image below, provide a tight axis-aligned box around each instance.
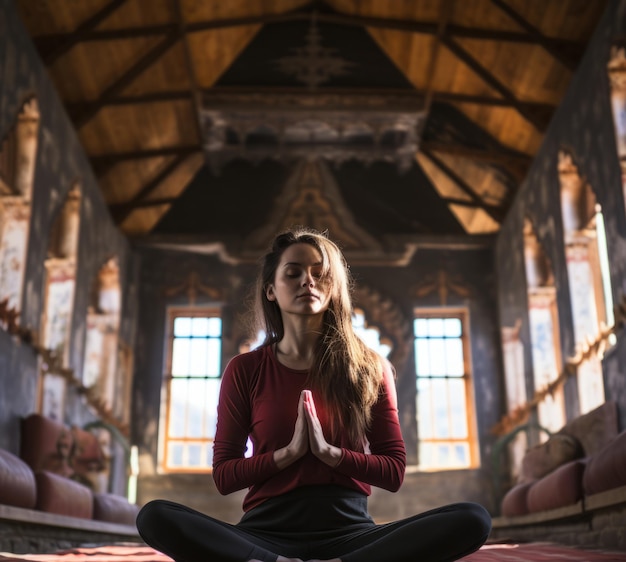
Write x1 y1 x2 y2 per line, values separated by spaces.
414 310 478 470
162 309 222 472
524 219 566 432
558 151 614 413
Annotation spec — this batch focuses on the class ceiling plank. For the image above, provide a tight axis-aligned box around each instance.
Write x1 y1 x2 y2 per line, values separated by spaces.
41 0 128 66
90 144 200 177
108 152 191 224
71 31 182 129
441 36 549 132
421 149 505 223
423 0 454 112
173 0 204 143
421 140 530 181
490 0 579 72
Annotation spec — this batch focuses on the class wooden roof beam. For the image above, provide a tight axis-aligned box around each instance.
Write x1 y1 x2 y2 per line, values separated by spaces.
32 15 585 53
71 31 182 129
421 140 530 180
490 0 579 72
441 36 550 132
421 149 505 223
108 152 191 224
41 0 128 66
90 144 200 176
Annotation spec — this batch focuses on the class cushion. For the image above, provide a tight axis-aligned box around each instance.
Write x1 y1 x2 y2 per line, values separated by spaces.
520 433 583 482
501 481 534 517
583 429 626 495
526 459 586 513
93 493 140 525
560 401 618 457
0 449 36 509
35 471 93 519
20 414 74 478
71 427 105 479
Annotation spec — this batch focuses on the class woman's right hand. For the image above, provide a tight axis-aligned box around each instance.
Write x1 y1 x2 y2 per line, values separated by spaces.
273 390 309 469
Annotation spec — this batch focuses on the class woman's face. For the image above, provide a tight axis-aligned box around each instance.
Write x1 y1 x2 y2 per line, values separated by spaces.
266 243 332 317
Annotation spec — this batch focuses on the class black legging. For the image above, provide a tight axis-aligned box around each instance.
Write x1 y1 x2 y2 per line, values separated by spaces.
136 485 492 562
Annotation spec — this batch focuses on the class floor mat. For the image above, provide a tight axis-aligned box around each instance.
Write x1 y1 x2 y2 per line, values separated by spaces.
1 542 625 561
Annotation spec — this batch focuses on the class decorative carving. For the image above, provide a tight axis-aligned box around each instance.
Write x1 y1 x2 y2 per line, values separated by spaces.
164 270 221 305
274 16 354 89
412 266 470 306
201 87 426 172
352 284 412 372
243 157 382 256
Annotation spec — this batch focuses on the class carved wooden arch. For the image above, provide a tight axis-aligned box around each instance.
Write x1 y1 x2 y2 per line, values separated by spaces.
48 182 82 260
0 95 40 200
523 217 554 289
352 284 412 373
557 149 597 237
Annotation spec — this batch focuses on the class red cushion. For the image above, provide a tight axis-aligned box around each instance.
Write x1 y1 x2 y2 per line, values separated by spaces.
20 414 74 477
501 481 534 516
526 459 586 513
93 493 140 525
35 471 93 519
583 429 626 495
71 427 105 479
0 449 36 509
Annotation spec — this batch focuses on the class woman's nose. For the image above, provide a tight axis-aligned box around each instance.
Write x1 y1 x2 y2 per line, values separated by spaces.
302 272 315 286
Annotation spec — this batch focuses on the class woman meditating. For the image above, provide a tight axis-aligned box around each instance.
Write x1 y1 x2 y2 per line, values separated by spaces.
136 227 491 562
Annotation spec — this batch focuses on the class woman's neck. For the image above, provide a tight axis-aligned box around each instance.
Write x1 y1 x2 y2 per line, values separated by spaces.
275 316 322 370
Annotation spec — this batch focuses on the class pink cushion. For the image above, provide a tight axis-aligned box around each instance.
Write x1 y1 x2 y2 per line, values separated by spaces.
93 493 140 525
501 481 534 516
20 414 74 477
583 429 626 495
71 427 105 480
527 459 586 512
0 449 36 509
35 471 93 519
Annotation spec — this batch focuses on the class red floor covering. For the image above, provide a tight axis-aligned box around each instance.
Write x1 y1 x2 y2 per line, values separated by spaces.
0 543 625 562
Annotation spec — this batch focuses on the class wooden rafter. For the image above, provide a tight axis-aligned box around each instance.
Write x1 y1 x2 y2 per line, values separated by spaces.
41 0 128 66
65 87 556 117
421 149 505 223
420 141 530 175
71 31 182 129
108 152 192 224
490 0 579 72
441 36 550 132
90 144 200 177
31 13 585 54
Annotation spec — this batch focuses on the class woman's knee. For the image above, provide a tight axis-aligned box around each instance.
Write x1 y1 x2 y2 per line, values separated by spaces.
457 502 492 538
136 499 180 536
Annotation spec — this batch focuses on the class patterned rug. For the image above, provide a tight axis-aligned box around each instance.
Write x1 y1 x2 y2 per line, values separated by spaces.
1 543 625 562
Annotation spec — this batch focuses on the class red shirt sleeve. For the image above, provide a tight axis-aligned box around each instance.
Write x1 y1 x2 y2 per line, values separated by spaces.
212 354 281 495
333 358 406 491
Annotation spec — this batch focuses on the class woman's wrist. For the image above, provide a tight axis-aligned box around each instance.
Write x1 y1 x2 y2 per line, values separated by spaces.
319 445 342 468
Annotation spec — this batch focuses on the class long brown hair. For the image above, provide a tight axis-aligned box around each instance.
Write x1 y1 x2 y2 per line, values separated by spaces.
253 227 383 445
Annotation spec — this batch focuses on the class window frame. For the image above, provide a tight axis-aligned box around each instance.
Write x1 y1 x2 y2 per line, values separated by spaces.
160 305 223 474
413 307 480 471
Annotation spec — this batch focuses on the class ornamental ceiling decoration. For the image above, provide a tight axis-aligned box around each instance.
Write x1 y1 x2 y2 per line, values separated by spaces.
201 13 427 174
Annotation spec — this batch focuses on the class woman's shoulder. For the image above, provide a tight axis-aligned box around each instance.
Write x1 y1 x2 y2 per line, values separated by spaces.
224 345 270 375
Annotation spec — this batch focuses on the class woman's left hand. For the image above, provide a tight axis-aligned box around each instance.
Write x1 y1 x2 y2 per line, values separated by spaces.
303 390 342 468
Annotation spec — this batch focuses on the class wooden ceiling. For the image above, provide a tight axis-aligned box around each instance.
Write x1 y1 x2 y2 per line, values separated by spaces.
15 0 608 252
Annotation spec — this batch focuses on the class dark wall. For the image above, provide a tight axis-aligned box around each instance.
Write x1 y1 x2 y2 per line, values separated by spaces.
0 2 139 493
495 0 626 430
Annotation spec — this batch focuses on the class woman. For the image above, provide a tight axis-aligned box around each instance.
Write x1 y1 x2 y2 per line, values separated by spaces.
136 227 491 562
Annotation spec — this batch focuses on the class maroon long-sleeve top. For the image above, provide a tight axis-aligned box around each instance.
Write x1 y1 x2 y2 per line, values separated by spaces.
212 345 406 512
